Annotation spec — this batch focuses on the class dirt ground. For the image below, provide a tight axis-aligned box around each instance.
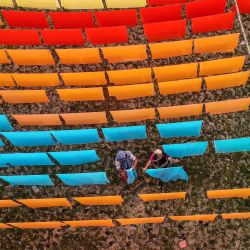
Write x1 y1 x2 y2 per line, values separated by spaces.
0 1 249 249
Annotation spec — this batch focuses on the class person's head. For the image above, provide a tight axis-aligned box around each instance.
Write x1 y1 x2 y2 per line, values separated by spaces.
115 150 126 160
154 149 163 159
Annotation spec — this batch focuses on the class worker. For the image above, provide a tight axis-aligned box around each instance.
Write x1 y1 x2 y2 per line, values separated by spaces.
115 150 138 182
143 149 179 171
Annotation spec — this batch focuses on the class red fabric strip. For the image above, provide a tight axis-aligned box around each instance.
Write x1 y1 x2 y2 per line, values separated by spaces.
191 12 236 34
144 19 186 42
95 10 138 27
86 26 128 45
41 29 85 45
1 10 49 28
0 29 41 45
186 0 226 18
147 0 188 6
232 0 250 14
140 4 182 23
49 12 94 29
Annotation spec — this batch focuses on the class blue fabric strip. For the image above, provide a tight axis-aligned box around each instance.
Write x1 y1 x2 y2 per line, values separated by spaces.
127 169 137 184
146 167 188 182
49 150 100 165
157 120 203 138
0 139 5 147
0 153 54 167
57 172 110 186
51 129 101 145
0 115 14 131
163 141 208 158
102 125 147 142
1 131 56 147
0 175 54 186
214 137 250 153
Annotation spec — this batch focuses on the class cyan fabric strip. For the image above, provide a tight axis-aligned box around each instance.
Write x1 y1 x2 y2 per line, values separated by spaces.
0 153 54 167
214 137 250 153
57 172 110 186
48 150 100 165
127 169 137 184
146 167 188 183
163 141 208 158
102 125 147 142
157 120 203 138
0 175 54 186
1 131 56 147
51 129 101 145
0 115 14 131
0 139 5 147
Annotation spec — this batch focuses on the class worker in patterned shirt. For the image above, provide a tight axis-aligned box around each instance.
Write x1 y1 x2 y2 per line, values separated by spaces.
115 150 137 182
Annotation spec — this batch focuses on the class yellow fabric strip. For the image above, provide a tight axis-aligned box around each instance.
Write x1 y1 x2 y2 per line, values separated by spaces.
0 0 13 7
106 0 147 8
60 0 104 9
16 0 59 9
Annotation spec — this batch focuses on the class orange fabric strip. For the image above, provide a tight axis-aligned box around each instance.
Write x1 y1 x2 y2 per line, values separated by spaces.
116 217 165 225
158 103 203 119
154 63 198 81
60 72 106 86
17 198 72 208
64 220 115 227
102 44 147 63
150 39 192 59
74 196 123 205
0 200 21 208
13 114 62 126
108 83 155 100
205 71 249 90
0 74 15 87
60 112 108 125
205 98 250 115
207 188 250 199
169 214 217 221
194 33 240 53
13 73 60 87
0 90 49 104
7 49 55 65
139 192 186 201
158 78 202 95
56 48 101 64
199 56 245 76
107 68 152 85
111 108 155 123
57 88 105 101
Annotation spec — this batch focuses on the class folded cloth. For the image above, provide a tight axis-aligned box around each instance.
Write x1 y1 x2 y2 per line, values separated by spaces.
127 169 137 184
145 166 188 182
